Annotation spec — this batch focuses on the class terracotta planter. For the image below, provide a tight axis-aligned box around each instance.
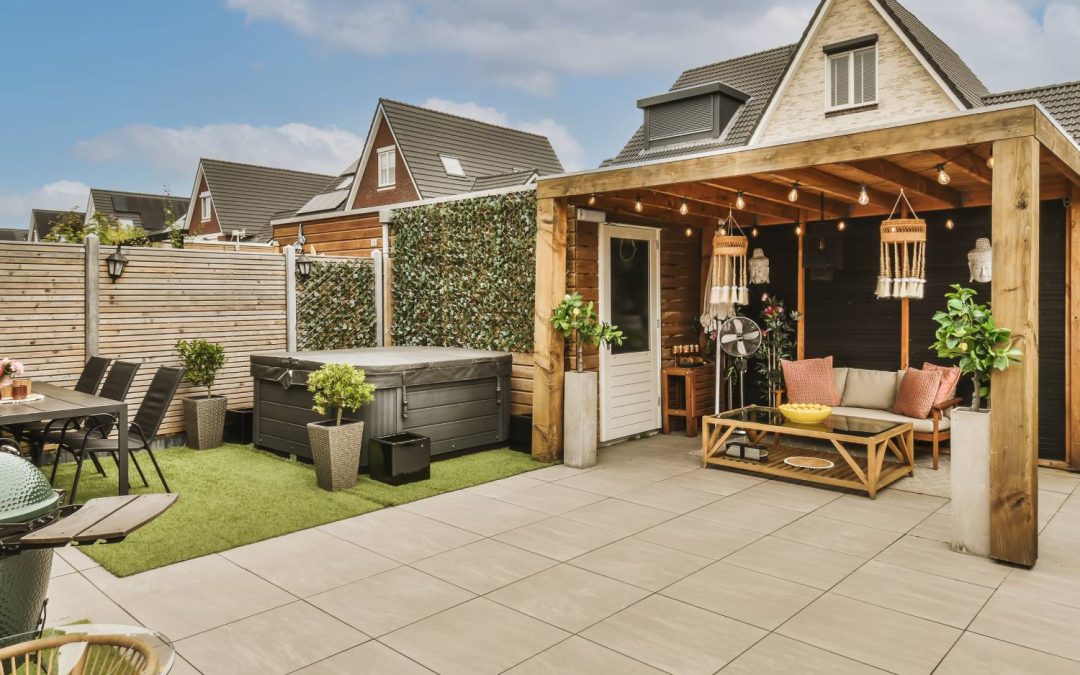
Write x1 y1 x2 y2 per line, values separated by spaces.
182 396 227 450
307 420 364 491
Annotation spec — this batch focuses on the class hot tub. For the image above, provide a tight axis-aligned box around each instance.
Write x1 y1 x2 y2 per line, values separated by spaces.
250 347 511 463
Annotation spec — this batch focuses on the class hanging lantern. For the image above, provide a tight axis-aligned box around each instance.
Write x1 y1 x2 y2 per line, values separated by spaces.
967 238 992 283
709 212 750 317
748 248 769 285
876 190 927 300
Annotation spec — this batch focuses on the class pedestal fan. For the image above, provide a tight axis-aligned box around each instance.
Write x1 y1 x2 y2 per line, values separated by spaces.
715 315 762 412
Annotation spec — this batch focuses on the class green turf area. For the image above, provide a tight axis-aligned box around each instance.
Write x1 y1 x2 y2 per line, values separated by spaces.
52 444 548 577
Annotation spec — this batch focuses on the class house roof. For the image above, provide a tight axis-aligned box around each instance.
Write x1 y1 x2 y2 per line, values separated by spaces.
985 80 1080 143
470 169 539 191
199 158 335 241
29 209 78 241
0 227 28 242
88 189 189 236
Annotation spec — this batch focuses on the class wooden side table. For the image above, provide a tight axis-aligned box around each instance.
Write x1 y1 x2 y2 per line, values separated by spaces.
661 365 715 437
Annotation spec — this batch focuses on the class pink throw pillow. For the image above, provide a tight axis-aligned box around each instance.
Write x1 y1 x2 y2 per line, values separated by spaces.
893 368 942 419
781 357 839 405
922 362 961 407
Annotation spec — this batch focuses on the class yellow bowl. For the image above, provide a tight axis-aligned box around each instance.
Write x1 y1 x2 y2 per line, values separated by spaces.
778 403 832 425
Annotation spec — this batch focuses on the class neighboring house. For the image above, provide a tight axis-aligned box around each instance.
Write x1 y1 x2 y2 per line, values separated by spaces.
85 189 189 242
0 227 28 242
28 209 78 242
185 159 335 243
271 98 563 256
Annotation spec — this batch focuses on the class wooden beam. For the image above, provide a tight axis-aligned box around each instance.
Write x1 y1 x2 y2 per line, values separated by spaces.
845 158 963 209
1034 109 1080 185
701 176 849 217
602 193 717 229
768 167 895 210
531 197 567 462
935 149 993 185
990 136 1040 567
797 212 806 360
1069 184 1080 470
649 183 801 222
900 202 909 369
539 106 1036 198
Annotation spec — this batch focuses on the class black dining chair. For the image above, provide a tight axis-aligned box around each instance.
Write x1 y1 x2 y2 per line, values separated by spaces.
60 366 184 504
5 356 111 450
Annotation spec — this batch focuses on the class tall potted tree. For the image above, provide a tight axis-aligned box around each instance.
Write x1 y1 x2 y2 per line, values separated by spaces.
176 339 227 450
551 293 623 468
306 363 375 491
930 285 1022 556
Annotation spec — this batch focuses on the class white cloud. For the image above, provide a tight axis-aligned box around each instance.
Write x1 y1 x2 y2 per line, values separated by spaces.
422 98 585 170
0 180 89 229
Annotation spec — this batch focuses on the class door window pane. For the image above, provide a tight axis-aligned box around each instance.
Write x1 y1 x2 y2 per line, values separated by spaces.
609 236 650 354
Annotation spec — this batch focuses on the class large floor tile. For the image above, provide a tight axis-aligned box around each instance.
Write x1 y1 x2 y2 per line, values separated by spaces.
44 572 138 628
772 514 901 558
970 591 1080 661
908 511 952 543
659 468 765 496
554 467 655 496
55 546 100 571
50 552 76 578
869 489 948 513
1038 469 1080 495
561 498 675 535
411 539 557 594
294 641 435 674
662 561 821 630
814 495 931 533
82 555 293 640
831 560 992 628
721 633 889 674
400 491 548 536
1040 490 1069 529
175 601 365 675
723 536 866 590
489 564 649 632
495 517 623 561
382 598 568 675
634 515 760 559
570 537 711 591
615 482 721 514
873 535 1010 588
308 566 473 637
221 528 398 597
689 497 806 534
465 474 547 498
526 463 600 482
319 508 481 563
999 562 1080 610
506 636 665 675
1038 532 1080 569
495 482 606 515
581 595 765 675
777 594 961 675
729 480 844 513
935 632 1080 674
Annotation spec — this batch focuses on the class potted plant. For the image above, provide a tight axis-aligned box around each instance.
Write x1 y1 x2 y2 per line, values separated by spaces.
176 339 227 450
551 293 623 468
306 363 375 491
930 284 1022 556
754 293 800 406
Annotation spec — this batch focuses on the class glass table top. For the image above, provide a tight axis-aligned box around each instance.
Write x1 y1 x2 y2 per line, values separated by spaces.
716 406 909 438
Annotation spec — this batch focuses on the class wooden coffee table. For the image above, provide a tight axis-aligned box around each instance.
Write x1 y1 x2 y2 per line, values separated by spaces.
701 406 915 498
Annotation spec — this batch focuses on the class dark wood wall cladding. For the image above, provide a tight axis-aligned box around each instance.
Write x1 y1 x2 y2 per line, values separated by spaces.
660 226 702 369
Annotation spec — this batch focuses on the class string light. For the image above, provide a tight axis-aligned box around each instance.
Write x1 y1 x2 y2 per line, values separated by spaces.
679 199 689 216
587 194 597 206
735 191 746 210
719 226 727 236
787 182 800 203
795 225 802 236
936 163 951 186
858 184 870 206
751 227 759 238
986 154 994 170
945 217 955 230
634 195 643 212
837 220 847 232
684 227 693 237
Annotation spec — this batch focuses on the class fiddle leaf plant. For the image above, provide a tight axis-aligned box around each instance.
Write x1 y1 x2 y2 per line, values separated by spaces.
307 363 375 426
175 339 226 398
930 284 1022 411
551 293 624 373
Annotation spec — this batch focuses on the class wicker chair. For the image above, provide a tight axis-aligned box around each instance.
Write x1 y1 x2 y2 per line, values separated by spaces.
0 632 159 675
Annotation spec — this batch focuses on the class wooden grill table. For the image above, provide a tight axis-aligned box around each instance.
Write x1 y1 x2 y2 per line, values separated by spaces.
0 382 133 495
702 406 914 498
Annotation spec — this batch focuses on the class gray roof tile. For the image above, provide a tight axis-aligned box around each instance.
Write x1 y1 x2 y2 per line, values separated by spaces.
89 189 189 236
29 209 75 240
470 169 538 191
985 80 1080 145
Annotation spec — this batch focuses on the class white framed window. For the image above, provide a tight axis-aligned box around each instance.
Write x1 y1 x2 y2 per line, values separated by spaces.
439 154 465 177
117 216 135 229
827 45 877 110
377 147 396 188
199 191 212 221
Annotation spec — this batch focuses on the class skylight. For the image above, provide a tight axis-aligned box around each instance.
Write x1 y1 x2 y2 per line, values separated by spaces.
440 155 466 177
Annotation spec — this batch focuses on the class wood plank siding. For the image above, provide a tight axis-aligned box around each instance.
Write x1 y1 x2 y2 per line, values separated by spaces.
274 212 384 258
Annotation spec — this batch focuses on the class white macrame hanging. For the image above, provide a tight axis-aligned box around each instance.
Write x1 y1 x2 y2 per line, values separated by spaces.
708 213 750 320
748 248 770 285
967 237 992 283
875 190 927 300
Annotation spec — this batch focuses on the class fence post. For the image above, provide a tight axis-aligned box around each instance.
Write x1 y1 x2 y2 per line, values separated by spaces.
285 246 297 351
372 250 385 347
84 234 100 357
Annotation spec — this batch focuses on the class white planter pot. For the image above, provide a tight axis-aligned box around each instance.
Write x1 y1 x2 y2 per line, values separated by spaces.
950 408 991 557
563 371 598 468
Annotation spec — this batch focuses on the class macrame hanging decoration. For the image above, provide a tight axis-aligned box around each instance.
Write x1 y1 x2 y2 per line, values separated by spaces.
748 248 770 285
875 190 927 300
709 211 750 319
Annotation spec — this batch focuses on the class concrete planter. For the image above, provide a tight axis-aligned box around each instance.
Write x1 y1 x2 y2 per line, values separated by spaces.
563 371 598 468
307 420 364 491
950 408 990 557
182 396 227 450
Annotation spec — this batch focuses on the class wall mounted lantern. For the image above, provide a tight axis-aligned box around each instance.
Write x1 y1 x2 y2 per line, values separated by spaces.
105 245 128 281
295 253 312 279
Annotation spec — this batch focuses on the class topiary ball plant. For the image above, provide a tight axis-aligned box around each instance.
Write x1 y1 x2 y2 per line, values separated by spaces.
307 363 376 426
175 339 226 398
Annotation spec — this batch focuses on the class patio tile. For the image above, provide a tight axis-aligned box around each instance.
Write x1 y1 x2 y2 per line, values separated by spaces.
1060 494 1080 513
659 467 765 496
400 491 548 536
175 601 365 675
662 561 821 630
721 633 889 674
505 636 665 674
82 555 293 640
868 489 948 512
831 560 992 628
689 497 806 534
294 641 435 674
561 497 675 535
410 539 557 594
308 566 473 637
970 591 1080 661
50 552 76 578
495 482 606 514
1045 507 1080 541
615 481 721 513
1041 489 1069 526
44 572 138 628
465 474 547 498
814 495 931 533
570 537 711 591
319 507 481 563
873 535 1010 588
1038 468 1080 495
168 656 202 675
935 632 1080 675
999 560 1080 610
729 480 844 513
634 514 760 559
581 595 765 675
221 528 398 597
1038 532 1080 569
772 513 901 558
56 545 101 571
488 564 649 632
908 511 952 543
382 598 568 675
723 536 865 590
554 467 655 496
526 463 600 482
494 517 623 561
606 457 699 480
777 593 961 675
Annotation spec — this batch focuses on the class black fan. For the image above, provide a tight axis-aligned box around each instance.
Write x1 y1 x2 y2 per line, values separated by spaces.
717 316 762 410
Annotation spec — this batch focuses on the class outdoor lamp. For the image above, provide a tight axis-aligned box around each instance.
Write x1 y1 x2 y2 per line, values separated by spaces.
295 253 313 279
936 163 951 185
857 184 870 206
105 245 128 281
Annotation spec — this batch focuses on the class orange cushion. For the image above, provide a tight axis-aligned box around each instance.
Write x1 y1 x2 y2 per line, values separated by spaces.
922 362 961 406
893 368 943 419
781 357 839 405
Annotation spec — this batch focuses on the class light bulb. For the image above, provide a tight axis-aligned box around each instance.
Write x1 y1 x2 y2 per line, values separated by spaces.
795 225 802 236
857 184 870 206
719 226 727 236
751 227 759 238
735 192 746 210
945 217 955 230
787 182 799 203
936 164 951 186
986 155 994 170
684 227 693 237
587 194 597 206
679 199 689 216
634 196 643 213
837 220 847 232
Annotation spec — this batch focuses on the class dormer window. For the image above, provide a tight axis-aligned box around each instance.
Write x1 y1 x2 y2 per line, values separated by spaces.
637 81 749 150
377 146 396 188
824 35 878 111
440 154 466 177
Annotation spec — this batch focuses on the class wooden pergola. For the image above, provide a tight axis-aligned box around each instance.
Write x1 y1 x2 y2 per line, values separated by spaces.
532 102 1080 567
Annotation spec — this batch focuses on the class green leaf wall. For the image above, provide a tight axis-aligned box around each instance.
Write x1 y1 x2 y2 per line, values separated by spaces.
297 258 378 351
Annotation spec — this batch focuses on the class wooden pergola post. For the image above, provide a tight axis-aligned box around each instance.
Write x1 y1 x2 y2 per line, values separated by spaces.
796 212 806 360
532 197 568 462
989 136 1040 566
1069 184 1080 470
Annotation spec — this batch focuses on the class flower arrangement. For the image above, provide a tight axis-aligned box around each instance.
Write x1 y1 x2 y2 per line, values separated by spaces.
755 293 800 403
0 357 25 383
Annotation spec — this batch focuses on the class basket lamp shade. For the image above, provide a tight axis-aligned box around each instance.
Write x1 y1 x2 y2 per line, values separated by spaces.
875 191 927 300
967 237 992 283
748 248 770 285
710 231 750 313
105 245 128 281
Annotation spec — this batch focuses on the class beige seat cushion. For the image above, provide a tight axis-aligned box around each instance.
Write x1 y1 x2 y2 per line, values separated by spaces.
833 367 849 401
831 406 950 434
840 368 900 410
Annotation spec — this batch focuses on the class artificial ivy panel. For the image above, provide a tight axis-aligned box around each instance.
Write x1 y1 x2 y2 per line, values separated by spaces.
391 190 536 352
297 258 378 351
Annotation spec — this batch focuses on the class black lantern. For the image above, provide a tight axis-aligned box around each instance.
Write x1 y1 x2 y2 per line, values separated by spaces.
296 253 312 279
105 245 128 281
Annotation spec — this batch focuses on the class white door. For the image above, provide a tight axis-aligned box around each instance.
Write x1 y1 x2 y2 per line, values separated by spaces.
599 223 661 442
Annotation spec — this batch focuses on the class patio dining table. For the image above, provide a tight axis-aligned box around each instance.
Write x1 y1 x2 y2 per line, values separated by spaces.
1 382 131 495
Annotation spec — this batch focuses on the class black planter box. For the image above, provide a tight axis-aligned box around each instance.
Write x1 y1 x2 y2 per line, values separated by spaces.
508 414 532 454
370 433 431 485
224 408 254 445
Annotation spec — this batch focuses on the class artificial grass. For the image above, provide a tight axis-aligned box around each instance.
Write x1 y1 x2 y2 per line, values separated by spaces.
52 444 548 577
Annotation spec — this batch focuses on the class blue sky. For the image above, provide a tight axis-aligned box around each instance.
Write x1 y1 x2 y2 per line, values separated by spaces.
2 0 1077 229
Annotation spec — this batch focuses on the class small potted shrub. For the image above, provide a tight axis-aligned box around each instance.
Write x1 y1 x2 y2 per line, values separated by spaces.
306 363 375 491
176 339 227 450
